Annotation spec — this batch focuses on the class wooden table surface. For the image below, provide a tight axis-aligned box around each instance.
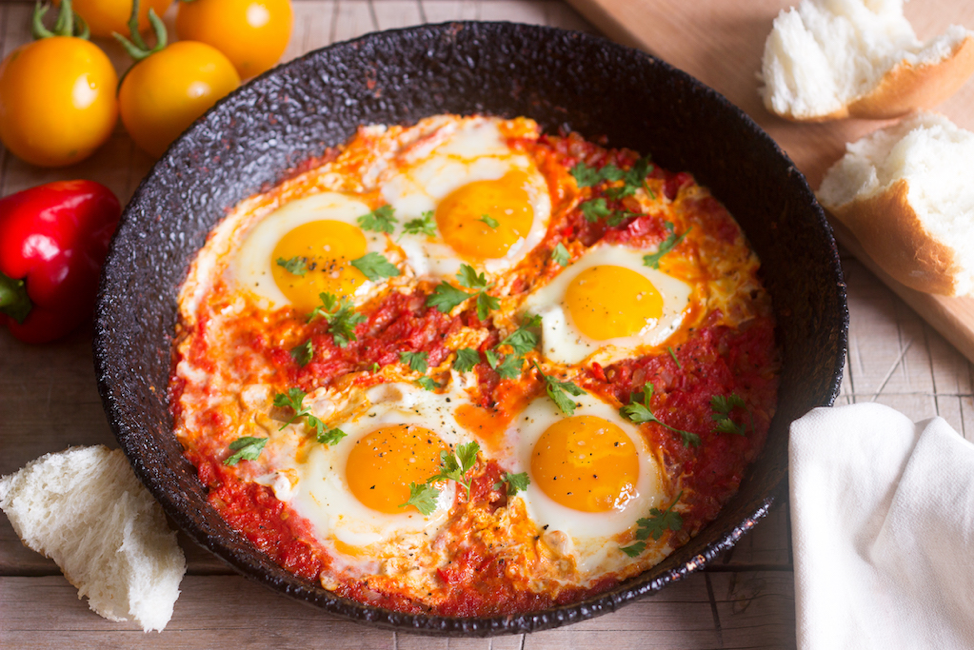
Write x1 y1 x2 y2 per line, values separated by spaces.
2 1 973 648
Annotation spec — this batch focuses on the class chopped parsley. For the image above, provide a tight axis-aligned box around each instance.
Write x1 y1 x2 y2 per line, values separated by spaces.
620 384 700 447
401 210 437 238
275 256 308 276
532 361 585 416
619 491 684 557
415 376 440 391
400 482 439 515
223 436 268 466
356 204 397 233
308 292 367 348
400 350 429 374
580 198 612 222
494 471 530 496
426 281 471 314
427 264 498 320
604 156 653 199
711 394 748 436
351 252 400 281
499 324 538 356
643 222 691 269
428 441 480 500
667 346 682 369
551 242 570 266
457 264 489 291
290 340 314 367
316 426 347 446
453 348 481 373
479 214 499 229
486 350 522 380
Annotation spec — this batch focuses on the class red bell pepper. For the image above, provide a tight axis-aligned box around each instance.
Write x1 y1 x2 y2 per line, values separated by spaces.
0 180 121 344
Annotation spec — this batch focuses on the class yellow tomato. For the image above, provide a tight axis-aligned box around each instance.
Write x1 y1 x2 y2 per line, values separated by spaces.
54 0 174 38
176 0 293 79
118 41 240 158
0 37 118 168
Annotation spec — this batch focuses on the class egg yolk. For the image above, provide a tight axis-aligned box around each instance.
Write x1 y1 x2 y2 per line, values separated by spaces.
270 220 370 311
435 170 535 259
564 265 663 341
531 415 639 513
345 425 447 514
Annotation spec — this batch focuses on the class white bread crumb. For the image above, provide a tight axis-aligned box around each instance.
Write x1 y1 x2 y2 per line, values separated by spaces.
759 0 974 121
818 112 974 296
0 446 186 632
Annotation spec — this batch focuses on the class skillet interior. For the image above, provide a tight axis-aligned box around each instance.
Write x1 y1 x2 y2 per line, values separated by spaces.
93 21 847 635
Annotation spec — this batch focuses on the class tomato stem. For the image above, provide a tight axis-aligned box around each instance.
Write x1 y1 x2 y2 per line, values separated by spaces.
113 0 168 61
0 273 32 324
32 0 90 40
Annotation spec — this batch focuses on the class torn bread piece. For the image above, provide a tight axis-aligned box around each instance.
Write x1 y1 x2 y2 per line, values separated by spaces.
818 112 974 296
0 446 186 632
760 0 974 121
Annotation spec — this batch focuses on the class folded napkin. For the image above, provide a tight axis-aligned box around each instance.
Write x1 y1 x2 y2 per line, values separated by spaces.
790 403 974 650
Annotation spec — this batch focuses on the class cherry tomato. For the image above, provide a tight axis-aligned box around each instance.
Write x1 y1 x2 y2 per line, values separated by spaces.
54 0 174 38
176 0 293 79
118 41 240 157
0 37 118 168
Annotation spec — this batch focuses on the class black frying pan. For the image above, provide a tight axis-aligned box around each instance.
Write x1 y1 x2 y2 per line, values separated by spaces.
93 22 847 635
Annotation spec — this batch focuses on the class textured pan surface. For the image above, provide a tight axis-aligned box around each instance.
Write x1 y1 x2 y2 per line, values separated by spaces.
93 22 847 635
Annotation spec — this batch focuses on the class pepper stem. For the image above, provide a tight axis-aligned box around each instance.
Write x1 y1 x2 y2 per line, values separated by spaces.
0 273 32 324
32 0 90 40
112 0 167 61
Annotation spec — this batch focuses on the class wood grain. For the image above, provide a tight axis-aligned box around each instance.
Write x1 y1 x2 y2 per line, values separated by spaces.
563 0 974 364
0 1 972 648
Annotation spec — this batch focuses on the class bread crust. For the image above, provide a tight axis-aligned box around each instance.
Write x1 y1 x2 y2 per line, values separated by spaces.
774 35 974 122
827 178 963 295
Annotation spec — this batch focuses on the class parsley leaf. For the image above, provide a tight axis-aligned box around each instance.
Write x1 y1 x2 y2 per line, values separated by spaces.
457 264 489 291
416 376 440 391
476 292 499 321
402 211 437 238
316 425 347 446
453 348 481 372
494 471 530 496
273 387 312 429
569 161 603 187
276 256 309 276
580 198 612 222
551 242 570 267
620 384 700 447
486 350 522 380
351 252 400 281
223 436 268 466
479 214 499 229
619 490 683 556
357 204 397 233
711 394 748 436
426 282 472 314
500 326 538 356
428 441 480 500
400 350 429 374
667 346 682 369
605 156 654 199
308 292 367 348
643 223 691 269
532 361 585 416
522 313 543 328
290 340 314 367
400 482 440 515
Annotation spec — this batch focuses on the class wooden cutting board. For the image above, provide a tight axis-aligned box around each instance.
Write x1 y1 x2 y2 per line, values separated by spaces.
564 0 974 364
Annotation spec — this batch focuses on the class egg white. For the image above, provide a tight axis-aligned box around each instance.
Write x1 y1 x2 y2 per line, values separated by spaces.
259 382 477 565
231 191 393 309
522 245 692 365
503 391 665 575
379 117 552 278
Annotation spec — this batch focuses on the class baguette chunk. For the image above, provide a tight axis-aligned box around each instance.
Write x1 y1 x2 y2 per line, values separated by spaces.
0 446 186 632
818 112 974 296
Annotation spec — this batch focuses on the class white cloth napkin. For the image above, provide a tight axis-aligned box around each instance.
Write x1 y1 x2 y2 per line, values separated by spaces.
790 403 974 650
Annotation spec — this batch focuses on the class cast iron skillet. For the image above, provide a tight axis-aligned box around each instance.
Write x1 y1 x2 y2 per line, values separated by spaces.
93 22 847 636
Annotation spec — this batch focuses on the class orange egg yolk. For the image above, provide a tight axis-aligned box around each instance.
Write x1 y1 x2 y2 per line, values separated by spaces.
345 425 447 514
435 170 535 259
270 220 369 311
530 415 639 513
564 265 663 341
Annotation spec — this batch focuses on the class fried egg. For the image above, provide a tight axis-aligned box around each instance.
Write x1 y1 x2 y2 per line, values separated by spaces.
522 245 692 365
379 117 552 278
232 191 398 312
504 391 665 575
265 383 474 563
